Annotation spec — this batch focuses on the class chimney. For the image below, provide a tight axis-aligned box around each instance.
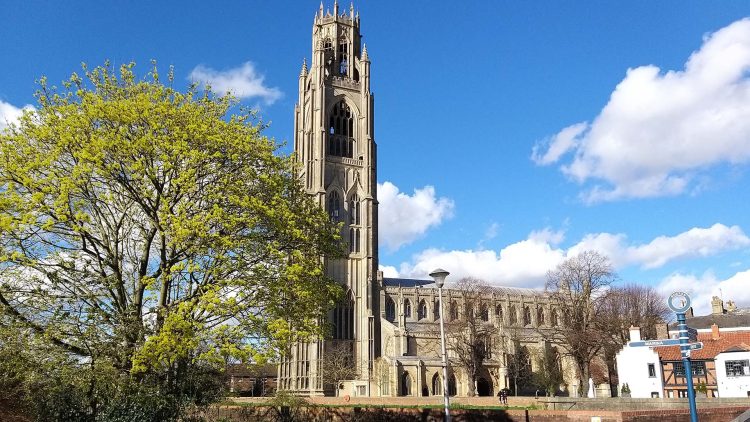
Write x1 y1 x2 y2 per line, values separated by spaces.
655 323 669 340
686 307 694 318
711 323 720 340
727 300 737 313
629 326 642 342
711 296 725 315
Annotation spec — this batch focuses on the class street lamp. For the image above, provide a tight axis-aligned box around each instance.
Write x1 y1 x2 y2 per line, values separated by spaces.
430 268 451 422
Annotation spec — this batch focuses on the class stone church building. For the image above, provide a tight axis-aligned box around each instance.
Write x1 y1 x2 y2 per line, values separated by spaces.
278 2 579 398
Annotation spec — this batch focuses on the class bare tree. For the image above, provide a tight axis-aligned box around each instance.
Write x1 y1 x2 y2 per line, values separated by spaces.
503 327 534 396
599 283 670 395
320 342 359 397
531 346 564 397
544 250 616 397
442 277 495 396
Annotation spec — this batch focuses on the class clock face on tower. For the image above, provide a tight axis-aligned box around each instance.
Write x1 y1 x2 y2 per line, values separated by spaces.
667 291 691 313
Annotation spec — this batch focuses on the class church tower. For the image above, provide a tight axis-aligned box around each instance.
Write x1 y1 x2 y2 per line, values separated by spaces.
280 1 379 396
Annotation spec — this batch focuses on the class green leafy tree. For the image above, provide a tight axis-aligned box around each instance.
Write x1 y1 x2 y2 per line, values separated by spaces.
0 62 343 420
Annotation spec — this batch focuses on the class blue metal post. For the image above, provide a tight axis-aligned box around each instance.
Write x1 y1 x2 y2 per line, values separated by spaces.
677 312 698 422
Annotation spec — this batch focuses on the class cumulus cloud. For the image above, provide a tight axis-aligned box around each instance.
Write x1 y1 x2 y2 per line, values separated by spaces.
658 269 750 315
0 100 34 131
569 223 750 269
378 181 454 251
533 18 750 202
385 223 749 288
188 62 282 104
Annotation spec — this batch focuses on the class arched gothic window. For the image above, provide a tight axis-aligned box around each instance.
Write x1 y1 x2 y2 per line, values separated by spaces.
328 191 341 220
450 301 459 321
328 102 354 158
448 374 457 396
349 194 360 225
480 304 489 322
338 39 349 75
404 299 412 319
401 371 412 396
385 296 396 322
495 304 503 322
509 305 517 325
431 373 442 396
348 228 360 254
332 290 354 340
552 309 559 327
523 306 532 326
418 300 428 320
433 299 440 321
537 308 545 326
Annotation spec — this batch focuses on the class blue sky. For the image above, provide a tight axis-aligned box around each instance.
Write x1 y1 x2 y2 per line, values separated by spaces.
2 1 750 313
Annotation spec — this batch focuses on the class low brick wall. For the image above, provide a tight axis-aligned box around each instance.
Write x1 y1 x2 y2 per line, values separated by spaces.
541 396 750 411
210 404 750 421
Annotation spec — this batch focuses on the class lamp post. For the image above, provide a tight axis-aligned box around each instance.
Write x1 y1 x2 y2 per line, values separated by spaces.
430 268 451 422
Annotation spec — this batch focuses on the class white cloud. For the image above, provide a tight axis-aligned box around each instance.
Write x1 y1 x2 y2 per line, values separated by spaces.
533 18 750 202
0 100 34 131
658 269 750 315
188 62 282 104
378 181 454 251
385 223 749 289
569 223 750 269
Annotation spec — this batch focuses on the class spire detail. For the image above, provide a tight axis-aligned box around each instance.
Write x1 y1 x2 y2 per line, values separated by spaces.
300 58 308 76
362 43 368 60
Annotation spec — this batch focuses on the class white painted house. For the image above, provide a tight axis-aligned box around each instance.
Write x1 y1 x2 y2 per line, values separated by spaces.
715 345 750 398
616 327 665 398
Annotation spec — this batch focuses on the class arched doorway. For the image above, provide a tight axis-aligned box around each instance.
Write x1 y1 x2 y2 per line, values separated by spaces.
401 372 412 396
477 377 493 396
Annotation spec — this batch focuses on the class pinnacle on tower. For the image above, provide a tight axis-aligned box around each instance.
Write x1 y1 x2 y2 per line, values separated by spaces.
300 58 308 76
350 2 354 17
362 43 368 60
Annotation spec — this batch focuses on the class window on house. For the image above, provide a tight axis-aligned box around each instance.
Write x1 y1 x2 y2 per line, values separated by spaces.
692 361 706 376
726 360 750 377
648 363 656 377
651 392 659 398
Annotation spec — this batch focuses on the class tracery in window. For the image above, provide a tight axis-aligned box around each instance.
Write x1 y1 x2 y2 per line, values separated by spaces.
418 300 427 320
327 101 354 158
404 299 412 319
348 228 360 253
332 289 354 340
349 194 360 225
495 304 503 321
385 296 396 322
328 191 341 220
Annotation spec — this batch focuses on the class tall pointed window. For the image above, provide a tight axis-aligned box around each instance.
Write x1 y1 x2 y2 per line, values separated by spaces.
523 306 532 326
404 299 412 319
328 191 341 220
332 289 355 340
418 300 428 320
328 101 354 158
537 308 545 326
349 194 360 225
385 296 396 322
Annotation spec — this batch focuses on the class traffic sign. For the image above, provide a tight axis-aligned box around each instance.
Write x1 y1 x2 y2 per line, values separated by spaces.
629 339 682 347
668 292 692 313
688 342 703 351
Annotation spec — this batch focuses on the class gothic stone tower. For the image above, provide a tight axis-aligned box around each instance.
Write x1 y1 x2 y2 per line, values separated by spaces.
280 1 380 396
